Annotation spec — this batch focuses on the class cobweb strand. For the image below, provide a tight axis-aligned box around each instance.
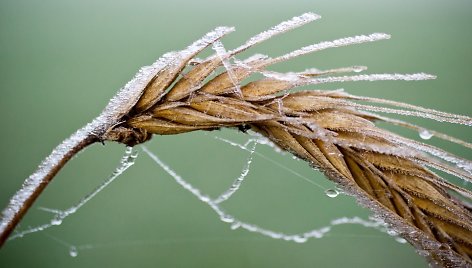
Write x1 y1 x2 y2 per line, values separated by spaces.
142 145 401 244
212 135 327 190
213 141 257 204
8 147 138 241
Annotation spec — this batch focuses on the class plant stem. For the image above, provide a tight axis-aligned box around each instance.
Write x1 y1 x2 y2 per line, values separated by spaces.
0 44 158 247
0 132 96 247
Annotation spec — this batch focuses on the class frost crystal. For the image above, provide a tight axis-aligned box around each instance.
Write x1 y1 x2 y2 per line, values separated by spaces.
297 73 436 86
0 25 234 238
142 144 392 244
231 12 321 55
2 11 470 267
8 147 137 240
212 41 242 96
273 33 391 64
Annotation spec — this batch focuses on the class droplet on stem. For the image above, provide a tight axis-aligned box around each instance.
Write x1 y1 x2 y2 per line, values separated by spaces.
325 189 339 198
293 235 308 243
69 246 78 257
352 66 367 73
419 129 433 140
220 215 235 223
395 237 407 244
387 229 398 236
51 217 62 226
230 222 241 230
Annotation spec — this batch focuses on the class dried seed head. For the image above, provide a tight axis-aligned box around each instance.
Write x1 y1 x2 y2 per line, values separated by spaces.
101 13 471 266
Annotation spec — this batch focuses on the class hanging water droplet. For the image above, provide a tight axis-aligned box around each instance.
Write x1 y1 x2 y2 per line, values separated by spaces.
387 229 398 236
395 237 407 244
69 246 78 257
230 222 241 230
352 66 367 73
51 217 62 226
325 189 339 198
419 129 433 140
293 235 308 243
200 195 210 203
220 215 235 223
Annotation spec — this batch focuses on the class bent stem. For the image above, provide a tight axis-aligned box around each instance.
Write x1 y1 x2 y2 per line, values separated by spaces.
1 14 471 267
0 25 234 247
0 133 97 247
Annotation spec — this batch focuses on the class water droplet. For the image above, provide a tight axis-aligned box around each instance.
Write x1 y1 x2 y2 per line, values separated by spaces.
419 129 433 140
51 217 62 226
387 229 398 236
325 189 339 198
230 222 241 230
69 246 78 257
352 66 366 73
200 196 210 203
220 215 234 223
293 236 308 243
395 237 407 244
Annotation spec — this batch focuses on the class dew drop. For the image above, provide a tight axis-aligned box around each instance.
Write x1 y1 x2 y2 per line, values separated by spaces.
51 217 62 226
200 196 210 203
387 229 398 236
282 236 291 241
325 189 339 198
293 236 308 243
220 215 235 223
352 66 366 73
419 129 433 140
395 237 407 244
69 246 78 257
230 222 241 230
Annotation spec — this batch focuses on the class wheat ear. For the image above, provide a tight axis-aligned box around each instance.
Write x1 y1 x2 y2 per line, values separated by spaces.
1 13 471 267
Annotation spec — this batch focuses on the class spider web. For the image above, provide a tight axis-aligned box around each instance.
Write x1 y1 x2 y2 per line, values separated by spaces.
5 131 410 258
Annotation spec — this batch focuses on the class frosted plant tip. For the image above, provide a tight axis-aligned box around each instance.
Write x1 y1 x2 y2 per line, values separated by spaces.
369 33 391 40
2 12 470 268
405 73 437 80
213 26 236 35
301 12 321 20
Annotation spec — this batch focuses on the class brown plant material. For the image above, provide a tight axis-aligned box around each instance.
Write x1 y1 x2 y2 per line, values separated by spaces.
105 22 472 268
1 13 471 267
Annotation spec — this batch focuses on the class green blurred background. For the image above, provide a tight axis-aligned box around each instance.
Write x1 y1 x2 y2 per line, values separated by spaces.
1 0 471 267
